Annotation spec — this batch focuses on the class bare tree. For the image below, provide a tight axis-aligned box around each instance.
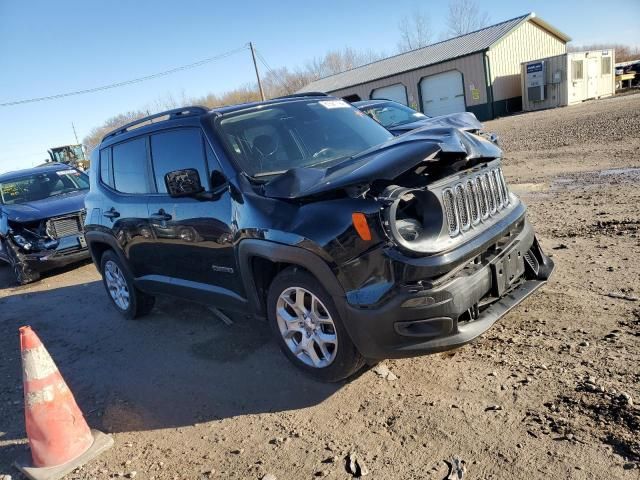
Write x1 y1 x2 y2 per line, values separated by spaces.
305 47 384 79
446 0 490 38
397 8 433 52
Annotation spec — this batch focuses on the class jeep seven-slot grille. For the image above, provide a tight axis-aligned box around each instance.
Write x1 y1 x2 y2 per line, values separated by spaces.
442 189 458 235
466 179 480 224
443 168 510 238
47 212 85 239
454 184 470 231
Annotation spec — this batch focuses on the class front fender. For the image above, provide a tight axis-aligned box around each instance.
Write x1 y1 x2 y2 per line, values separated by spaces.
237 239 346 318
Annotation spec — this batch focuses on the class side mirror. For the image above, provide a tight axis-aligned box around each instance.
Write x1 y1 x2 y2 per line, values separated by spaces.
164 169 205 198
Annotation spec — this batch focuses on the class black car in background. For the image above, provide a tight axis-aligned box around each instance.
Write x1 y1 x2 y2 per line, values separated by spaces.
85 95 553 381
0 164 90 284
353 99 431 135
355 99 502 145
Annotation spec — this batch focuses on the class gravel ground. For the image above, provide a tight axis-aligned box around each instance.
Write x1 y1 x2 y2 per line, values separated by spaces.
1 94 639 480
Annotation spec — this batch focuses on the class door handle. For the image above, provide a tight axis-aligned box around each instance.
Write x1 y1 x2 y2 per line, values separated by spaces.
103 208 120 219
150 209 172 221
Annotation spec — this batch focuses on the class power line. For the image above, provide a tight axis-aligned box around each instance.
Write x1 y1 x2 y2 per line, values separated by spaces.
254 48 288 91
1 45 250 107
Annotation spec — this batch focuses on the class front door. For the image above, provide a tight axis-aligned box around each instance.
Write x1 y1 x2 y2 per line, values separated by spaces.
587 58 598 99
144 128 243 310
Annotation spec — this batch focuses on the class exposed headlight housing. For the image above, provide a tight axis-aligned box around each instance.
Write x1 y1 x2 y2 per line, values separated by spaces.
11 234 33 251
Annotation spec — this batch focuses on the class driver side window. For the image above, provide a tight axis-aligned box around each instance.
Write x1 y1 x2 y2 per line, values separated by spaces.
150 128 210 194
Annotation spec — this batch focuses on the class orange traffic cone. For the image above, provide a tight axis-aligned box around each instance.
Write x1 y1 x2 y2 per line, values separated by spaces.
14 326 113 480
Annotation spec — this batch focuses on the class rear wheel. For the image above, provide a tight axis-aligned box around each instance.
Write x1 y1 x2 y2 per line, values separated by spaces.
267 267 364 382
100 250 154 319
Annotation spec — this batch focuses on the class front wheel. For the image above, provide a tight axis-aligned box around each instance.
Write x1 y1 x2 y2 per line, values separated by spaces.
267 267 364 382
3 239 39 285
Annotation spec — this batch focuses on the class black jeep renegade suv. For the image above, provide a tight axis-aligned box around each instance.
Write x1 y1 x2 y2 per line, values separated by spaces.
85 94 553 381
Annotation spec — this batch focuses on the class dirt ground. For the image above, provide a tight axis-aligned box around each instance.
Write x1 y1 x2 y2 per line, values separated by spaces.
1 94 639 480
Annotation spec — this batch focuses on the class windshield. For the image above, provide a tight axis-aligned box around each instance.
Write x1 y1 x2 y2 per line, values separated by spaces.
0 169 89 205
214 98 394 177
359 102 428 128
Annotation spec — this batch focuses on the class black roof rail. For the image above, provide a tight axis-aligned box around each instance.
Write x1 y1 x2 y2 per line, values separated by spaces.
101 106 209 142
273 92 329 100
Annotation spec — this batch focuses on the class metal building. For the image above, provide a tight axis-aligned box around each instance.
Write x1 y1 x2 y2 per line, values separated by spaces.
298 12 570 120
522 50 616 111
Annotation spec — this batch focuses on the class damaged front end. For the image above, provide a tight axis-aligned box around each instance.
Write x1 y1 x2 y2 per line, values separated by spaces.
260 114 554 358
0 212 89 283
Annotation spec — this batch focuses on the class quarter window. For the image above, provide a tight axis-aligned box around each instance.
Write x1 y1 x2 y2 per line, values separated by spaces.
112 137 150 194
150 129 209 194
99 148 113 188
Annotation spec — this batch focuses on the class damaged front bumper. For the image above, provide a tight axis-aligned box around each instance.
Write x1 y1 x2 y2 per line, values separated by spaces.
336 218 554 359
2 234 90 273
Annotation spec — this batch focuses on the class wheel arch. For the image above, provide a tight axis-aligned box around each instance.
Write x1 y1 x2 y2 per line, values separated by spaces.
238 239 346 318
85 231 127 270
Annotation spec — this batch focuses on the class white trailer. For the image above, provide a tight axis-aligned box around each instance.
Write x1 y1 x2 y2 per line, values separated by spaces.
521 50 615 112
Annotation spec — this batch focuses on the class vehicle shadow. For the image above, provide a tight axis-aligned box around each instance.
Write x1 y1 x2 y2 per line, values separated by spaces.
0 275 342 445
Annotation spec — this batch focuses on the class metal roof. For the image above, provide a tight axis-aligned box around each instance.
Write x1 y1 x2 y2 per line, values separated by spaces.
299 13 570 93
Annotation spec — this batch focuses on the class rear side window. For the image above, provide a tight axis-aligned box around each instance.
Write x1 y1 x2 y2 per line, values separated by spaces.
112 137 150 194
99 148 113 188
150 129 209 193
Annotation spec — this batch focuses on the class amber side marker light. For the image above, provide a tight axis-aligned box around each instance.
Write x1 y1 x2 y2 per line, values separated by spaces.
352 212 372 241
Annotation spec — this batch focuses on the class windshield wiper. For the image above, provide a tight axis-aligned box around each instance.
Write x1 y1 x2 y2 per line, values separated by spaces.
48 189 85 198
385 121 410 128
253 170 287 178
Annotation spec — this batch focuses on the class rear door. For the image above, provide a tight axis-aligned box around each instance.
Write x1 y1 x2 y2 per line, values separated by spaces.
144 127 243 309
98 137 156 278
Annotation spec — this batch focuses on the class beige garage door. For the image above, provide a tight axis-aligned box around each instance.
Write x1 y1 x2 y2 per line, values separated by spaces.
420 70 466 117
371 83 408 105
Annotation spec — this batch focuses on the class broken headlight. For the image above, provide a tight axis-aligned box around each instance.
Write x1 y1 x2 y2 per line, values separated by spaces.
8 222 58 253
11 234 33 251
381 186 444 252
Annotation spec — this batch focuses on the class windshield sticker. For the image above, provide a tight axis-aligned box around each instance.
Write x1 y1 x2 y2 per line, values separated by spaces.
319 100 350 109
56 169 78 176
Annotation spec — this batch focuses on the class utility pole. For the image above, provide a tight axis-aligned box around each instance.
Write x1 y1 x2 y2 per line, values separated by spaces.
249 42 265 101
72 122 79 144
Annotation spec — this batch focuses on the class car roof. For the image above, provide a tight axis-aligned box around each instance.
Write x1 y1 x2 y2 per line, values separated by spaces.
209 94 332 115
0 163 74 182
352 99 395 108
99 94 334 147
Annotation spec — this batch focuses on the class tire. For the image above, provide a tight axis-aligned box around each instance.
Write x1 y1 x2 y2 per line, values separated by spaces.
3 239 39 285
267 267 365 382
100 250 155 320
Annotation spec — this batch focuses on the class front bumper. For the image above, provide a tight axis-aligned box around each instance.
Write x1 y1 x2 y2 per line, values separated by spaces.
9 234 91 273
339 221 554 359
22 248 90 272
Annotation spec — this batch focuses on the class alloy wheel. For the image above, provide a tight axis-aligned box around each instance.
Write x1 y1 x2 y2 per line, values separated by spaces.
276 286 338 368
104 260 130 310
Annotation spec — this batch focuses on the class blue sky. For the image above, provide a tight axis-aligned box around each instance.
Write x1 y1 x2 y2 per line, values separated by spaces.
1 0 638 173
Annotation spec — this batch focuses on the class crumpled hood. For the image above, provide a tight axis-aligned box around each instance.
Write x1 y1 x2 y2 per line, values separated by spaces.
263 113 501 199
2 190 86 223
389 112 483 135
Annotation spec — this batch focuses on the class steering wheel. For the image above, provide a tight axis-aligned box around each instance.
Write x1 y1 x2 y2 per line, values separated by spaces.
312 147 336 160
